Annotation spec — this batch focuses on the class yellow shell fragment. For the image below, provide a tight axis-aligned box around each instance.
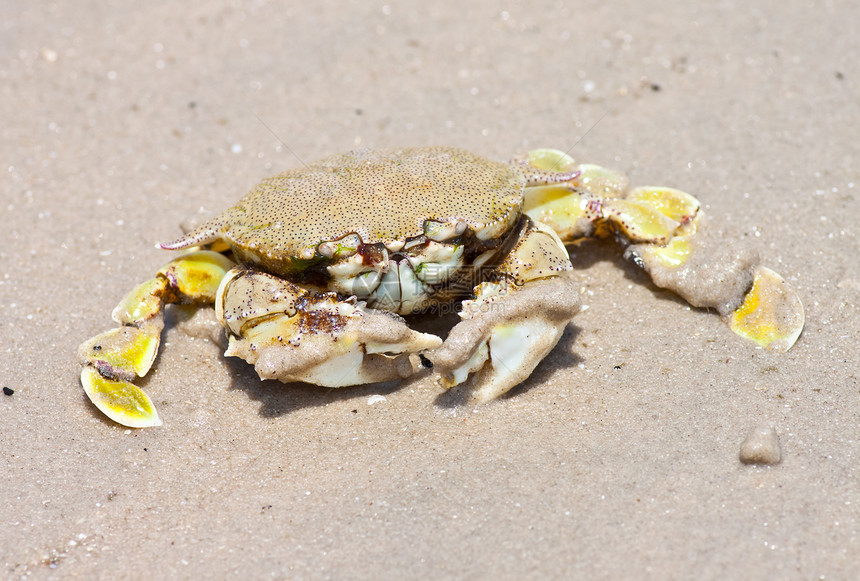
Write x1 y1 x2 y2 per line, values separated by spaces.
729 266 804 351
158 250 234 303
81 367 162 428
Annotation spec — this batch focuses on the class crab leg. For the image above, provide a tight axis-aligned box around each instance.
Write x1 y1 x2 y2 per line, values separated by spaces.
215 268 442 387
522 149 804 351
78 250 235 427
431 217 581 402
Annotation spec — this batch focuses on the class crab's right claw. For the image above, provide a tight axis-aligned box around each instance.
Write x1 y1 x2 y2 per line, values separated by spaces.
216 269 443 387
729 266 804 351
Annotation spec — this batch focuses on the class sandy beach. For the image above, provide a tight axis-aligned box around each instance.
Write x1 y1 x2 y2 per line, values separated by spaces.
2 1 858 578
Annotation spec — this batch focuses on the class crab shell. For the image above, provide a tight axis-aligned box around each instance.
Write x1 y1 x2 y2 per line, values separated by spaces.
162 147 562 314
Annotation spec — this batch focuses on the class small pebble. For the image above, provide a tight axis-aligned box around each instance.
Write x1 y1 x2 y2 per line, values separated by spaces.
367 394 387 405
40 47 59 62
2 387 13 396
739 424 781 465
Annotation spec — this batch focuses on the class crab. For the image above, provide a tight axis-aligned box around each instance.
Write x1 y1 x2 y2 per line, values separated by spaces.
78 146 805 428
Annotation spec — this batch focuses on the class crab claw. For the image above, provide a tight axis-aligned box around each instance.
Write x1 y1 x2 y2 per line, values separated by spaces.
78 315 165 428
431 218 581 402
216 269 442 387
433 277 580 402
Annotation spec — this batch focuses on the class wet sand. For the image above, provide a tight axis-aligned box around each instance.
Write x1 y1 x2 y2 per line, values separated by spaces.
2 1 858 578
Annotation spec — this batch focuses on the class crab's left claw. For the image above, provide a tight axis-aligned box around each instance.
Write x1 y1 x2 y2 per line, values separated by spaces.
431 218 581 402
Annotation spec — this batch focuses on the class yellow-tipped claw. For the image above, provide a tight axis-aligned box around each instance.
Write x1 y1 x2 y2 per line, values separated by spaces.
729 266 804 351
81 367 162 428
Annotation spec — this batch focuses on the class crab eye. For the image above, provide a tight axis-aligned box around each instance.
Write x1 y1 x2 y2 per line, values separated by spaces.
424 219 467 242
317 242 337 258
317 233 362 259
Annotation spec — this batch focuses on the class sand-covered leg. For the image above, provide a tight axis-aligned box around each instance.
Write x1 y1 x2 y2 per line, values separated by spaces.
216 268 442 387
522 148 804 351
431 218 581 402
79 250 235 427
627 235 804 352
602 185 803 351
